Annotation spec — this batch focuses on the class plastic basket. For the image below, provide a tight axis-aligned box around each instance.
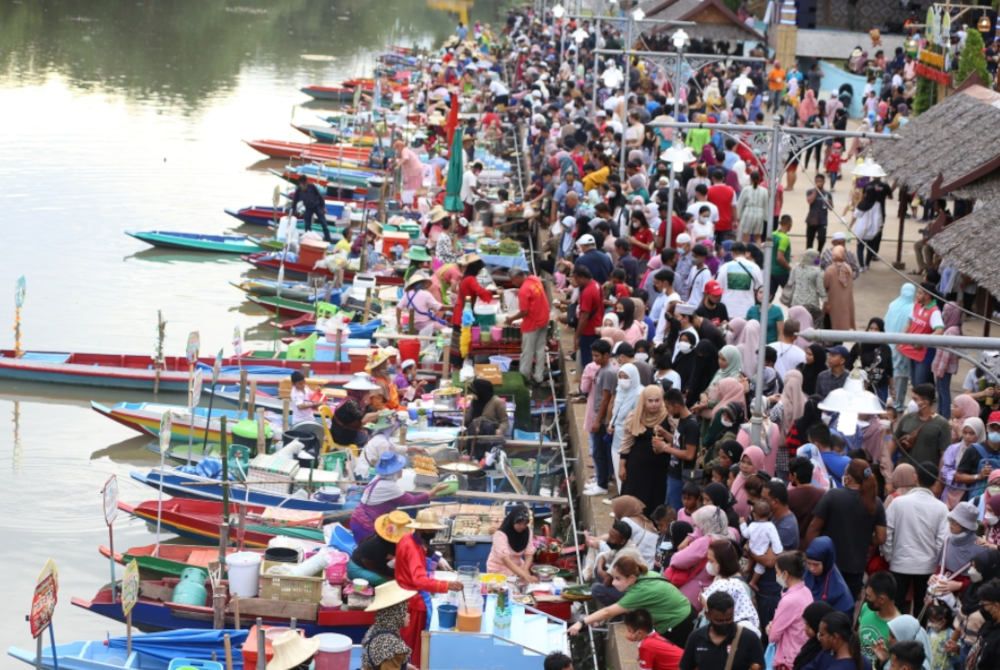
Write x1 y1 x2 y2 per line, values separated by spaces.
326 551 350 585
489 356 512 372
260 573 324 604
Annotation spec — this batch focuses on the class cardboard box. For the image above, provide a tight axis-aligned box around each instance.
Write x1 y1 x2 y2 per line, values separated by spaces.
474 364 503 385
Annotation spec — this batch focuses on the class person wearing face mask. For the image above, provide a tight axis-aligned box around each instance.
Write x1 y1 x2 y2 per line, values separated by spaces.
947 548 1000 664
766 551 813 670
809 423 851 484
883 461 949 615
463 378 510 460
977 480 1000 550
699 540 760 633
588 521 644 606
928 502 981 604
348 511 411 587
618 386 673 517
568 556 695 648
679 591 766 670
892 385 952 476
817 612 871 670
600 363 643 495
964 576 1000 670
858 571 901 665
954 410 1000 502
622 607 685 670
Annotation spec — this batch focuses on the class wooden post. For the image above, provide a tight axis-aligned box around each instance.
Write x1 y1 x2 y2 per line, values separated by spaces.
443 341 452 380
224 634 234 670
238 369 248 418
282 399 290 432
248 381 257 417
237 503 247 552
256 409 267 455
363 287 373 322
126 611 132 655
894 187 908 269
302 364 311 379
233 595 241 630
213 582 228 629
256 619 266 670
409 308 416 335
219 522 229 571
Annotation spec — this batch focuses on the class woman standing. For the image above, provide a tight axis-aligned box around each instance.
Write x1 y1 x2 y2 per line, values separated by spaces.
787 249 828 311
847 318 893 404
669 506 736 612
791 602 837 670
615 298 645 347
932 302 963 415
691 345 743 415
450 254 495 367
797 344 829 395
941 417 985 509
486 505 538 583
619 387 673 517
804 537 856 616
884 284 916 413
736 320 761 377
434 217 462 266
736 171 768 243
683 340 719 407
699 539 760 632
608 364 644 492
883 463 917 510
361 581 418 670
747 286 784 344
823 246 856 331
629 210 655 263
731 446 766 518
771 369 807 440
768 552 815 670
463 378 510 460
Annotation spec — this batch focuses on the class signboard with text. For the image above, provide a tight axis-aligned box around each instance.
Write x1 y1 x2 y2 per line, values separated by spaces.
121 560 139 617
29 559 58 638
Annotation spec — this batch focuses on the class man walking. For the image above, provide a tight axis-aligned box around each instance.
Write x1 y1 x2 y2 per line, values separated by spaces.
508 267 551 386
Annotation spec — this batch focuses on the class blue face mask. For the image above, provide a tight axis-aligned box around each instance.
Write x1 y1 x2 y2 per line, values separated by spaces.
989 431 1000 444
387 365 397 376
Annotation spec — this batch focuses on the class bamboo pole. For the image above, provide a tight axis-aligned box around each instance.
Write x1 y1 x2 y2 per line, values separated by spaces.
224 634 234 670
238 369 248 418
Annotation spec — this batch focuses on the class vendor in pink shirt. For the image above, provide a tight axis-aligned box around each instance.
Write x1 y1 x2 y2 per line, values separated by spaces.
486 505 539 583
428 262 463 308
767 551 814 670
396 273 447 334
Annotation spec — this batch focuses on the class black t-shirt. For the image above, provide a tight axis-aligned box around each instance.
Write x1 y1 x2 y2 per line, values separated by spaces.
669 414 701 479
696 301 730 328
350 533 397 579
680 624 766 670
813 488 887 575
957 440 1000 475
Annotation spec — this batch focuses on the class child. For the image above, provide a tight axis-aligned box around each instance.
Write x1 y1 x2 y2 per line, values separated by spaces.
678 481 701 525
711 464 729 485
743 474 765 508
605 267 631 305
623 607 684 670
925 603 952 670
650 505 676 572
740 500 784 591
825 142 844 191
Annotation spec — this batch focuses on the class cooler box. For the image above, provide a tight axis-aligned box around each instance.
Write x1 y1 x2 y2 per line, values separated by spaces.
299 240 330 269
383 231 410 254
316 337 347 363
348 348 375 374
453 541 492 572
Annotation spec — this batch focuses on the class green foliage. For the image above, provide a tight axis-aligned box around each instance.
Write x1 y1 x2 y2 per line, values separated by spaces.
724 0 742 12
913 75 934 115
956 28 992 87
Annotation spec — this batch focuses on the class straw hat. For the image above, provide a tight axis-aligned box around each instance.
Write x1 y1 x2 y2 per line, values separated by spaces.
364 580 418 612
429 206 450 223
404 247 432 263
405 272 430 291
344 372 379 391
266 631 320 670
406 508 447 530
366 346 398 372
375 510 413 543
459 253 482 266
367 221 384 237
427 112 446 125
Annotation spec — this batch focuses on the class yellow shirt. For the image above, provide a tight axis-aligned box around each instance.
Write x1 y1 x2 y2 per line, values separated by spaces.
583 166 610 193
334 238 351 254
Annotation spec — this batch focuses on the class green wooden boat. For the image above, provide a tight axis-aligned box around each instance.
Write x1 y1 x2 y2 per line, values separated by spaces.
126 230 260 254
101 542 264 579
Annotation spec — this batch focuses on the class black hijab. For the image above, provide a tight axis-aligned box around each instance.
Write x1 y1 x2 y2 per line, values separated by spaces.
617 297 636 331
704 481 740 529
672 332 699 392
499 504 532 553
469 378 495 419
860 317 885 358
669 520 693 548
686 339 720 406
793 396 824 441
962 548 1000 616
798 343 827 395
719 440 744 465
792 602 836 670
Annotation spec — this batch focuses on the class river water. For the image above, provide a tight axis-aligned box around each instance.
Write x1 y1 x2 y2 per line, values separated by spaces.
0 0 497 654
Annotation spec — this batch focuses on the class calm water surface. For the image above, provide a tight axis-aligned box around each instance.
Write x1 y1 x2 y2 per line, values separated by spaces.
0 0 498 653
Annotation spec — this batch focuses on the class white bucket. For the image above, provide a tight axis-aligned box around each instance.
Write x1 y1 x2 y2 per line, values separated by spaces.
473 303 498 316
225 552 262 597
352 272 377 299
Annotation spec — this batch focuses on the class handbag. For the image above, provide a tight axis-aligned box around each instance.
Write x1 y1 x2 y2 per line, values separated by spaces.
866 545 890 576
664 556 709 587
779 268 795 307
805 210 820 227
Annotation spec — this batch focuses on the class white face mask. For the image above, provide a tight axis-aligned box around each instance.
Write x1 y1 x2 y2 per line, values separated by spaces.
721 419 733 428
706 562 719 576
821 413 832 425
677 342 693 354
970 567 983 583
776 572 788 589
907 399 919 413
618 378 633 390
987 512 999 526
989 485 1000 496
699 215 710 223
635 353 649 362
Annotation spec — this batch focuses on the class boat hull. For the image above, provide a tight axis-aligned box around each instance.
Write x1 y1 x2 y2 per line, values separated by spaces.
125 231 259 254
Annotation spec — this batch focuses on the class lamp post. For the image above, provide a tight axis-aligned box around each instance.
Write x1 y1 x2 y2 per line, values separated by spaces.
659 144 696 228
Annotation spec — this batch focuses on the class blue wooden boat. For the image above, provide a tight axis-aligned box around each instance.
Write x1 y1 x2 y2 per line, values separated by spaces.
125 231 260 254
8 629 249 670
224 203 355 226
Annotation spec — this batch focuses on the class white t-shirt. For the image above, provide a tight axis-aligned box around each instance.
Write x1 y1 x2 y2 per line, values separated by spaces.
460 170 478 204
964 369 981 393
620 517 658 568
689 219 715 242
654 292 682 343
717 258 763 321
687 265 712 308
772 341 807 380
289 386 316 425
656 369 683 390
687 200 719 223
489 79 509 96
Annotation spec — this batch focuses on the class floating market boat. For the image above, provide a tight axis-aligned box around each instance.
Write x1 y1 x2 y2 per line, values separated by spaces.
125 231 260 254
91 401 244 442
99 542 263 578
291 124 380 146
299 85 358 101
0 350 344 391
223 203 358 226
242 252 405 285
242 139 374 162
232 278 341 302
246 295 320 318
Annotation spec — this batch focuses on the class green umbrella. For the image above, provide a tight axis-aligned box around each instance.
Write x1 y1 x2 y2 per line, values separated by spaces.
443 129 465 213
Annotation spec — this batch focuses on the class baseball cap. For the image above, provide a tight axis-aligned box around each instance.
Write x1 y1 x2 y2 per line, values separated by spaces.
831 232 846 241
675 233 691 245
988 411 1000 427
827 345 849 358
577 233 596 247
704 280 723 296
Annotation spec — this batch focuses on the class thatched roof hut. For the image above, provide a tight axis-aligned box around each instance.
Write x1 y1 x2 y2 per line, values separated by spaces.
873 77 1000 201
640 0 765 44
930 173 1000 298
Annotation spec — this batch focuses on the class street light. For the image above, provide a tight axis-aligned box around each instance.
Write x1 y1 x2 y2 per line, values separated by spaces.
852 156 886 177
552 4 565 18
671 28 689 50
659 145 696 227
572 28 588 44
632 8 645 21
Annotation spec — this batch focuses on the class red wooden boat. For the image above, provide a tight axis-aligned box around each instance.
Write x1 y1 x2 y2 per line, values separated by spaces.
0 349 347 391
99 542 263 578
243 139 374 162
242 252 404 285
119 499 326 548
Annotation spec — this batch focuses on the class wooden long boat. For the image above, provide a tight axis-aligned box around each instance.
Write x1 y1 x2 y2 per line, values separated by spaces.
224 202 363 227
242 252 405 285
91 401 241 442
71 580 374 639
291 124 379 146
242 139 372 161
247 295 319 318
99 542 263 578
0 350 347 391
126 231 260 254
299 85 356 101
268 168 370 194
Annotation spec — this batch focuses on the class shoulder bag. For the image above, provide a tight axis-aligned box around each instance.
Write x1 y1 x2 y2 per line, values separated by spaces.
724 624 745 670
896 416 931 452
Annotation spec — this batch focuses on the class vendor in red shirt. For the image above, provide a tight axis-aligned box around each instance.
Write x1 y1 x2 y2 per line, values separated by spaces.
574 264 604 370
625 608 684 670
629 210 655 262
707 168 737 239
655 202 688 251
449 254 495 367
507 267 551 386
393 509 463 663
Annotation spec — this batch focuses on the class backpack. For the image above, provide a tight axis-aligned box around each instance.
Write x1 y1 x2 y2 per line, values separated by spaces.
968 443 1000 499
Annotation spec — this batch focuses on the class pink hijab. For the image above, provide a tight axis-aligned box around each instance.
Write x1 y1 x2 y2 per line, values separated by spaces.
789 305 814 351
953 394 979 422
712 378 747 417
731 445 766 518
780 370 807 436
601 327 627 344
727 317 746 346
798 89 817 123
737 320 761 376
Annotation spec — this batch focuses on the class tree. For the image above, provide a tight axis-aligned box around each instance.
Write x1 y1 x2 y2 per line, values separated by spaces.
913 75 935 115
956 28 992 87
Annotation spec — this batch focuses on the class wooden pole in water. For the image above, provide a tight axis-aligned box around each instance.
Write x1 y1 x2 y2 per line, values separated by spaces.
443 342 452 380
154 310 165 397
238 369 248 418
127 611 132 655
248 381 257 417
363 287 373 322
237 503 247 552
256 409 267 456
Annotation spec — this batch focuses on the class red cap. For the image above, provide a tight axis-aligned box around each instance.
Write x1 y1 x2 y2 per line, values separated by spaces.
704 280 723 296
988 411 1000 427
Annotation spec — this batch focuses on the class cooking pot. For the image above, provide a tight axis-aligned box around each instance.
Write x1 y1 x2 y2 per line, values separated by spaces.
432 387 463 411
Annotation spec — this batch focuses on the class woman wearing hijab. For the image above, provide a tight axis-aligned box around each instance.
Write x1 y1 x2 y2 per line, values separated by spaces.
672 331 699 394
955 548 1000 663
702 401 744 465
867 615 934 670
949 394 981 442
787 249 828 311
771 369 807 438
692 345 743 415
614 298 643 346
851 189 882 270
736 320 761 377
935 503 982 593
789 305 815 351
609 364 643 491
804 536 855 616
670 505 735 611
884 284 916 413
727 317 746 347
792 602 837 670
941 417 985 509
619 386 673 517
703 480 740 529
786 394 825 456
823 246 856 332
847 318 894 404
797 89 818 125
463 378 510 459
361 582 417 670
932 302 963 415
683 339 719 408
486 505 538 582
718 440 744 471
797 344 828 395
882 463 917 510
612 496 660 567
731 445 766 518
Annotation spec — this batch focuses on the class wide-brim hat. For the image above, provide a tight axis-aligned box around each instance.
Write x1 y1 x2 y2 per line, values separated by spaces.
374 450 406 476
364 580 418 612
344 372 379 391
266 631 320 670
404 247 433 262
367 221 384 238
375 510 413 543
459 252 481 266
405 272 430 290
406 508 447 530
429 206 449 223
366 346 398 372
427 113 446 125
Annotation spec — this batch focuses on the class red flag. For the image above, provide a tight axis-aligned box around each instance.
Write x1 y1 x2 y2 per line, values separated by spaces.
445 90 460 147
